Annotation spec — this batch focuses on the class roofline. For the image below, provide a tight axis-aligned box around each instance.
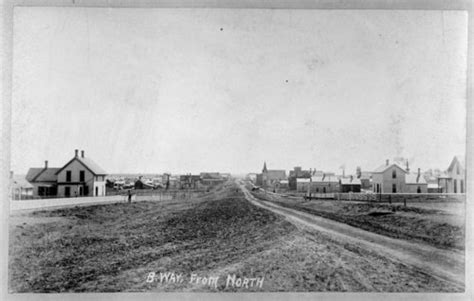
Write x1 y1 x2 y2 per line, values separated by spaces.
372 164 408 174
55 157 106 176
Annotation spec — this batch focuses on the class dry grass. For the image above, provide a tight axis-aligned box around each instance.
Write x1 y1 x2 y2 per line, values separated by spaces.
9 182 462 292
252 190 465 250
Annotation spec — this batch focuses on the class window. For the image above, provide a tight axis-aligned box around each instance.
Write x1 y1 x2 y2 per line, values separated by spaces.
454 179 457 193
417 186 421 193
66 170 71 182
79 186 83 196
461 180 464 193
323 187 326 193
80 170 85 182
38 187 44 196
392 184 397 193
84 185 89 196
376 184 380 193
65 187 70 197
392 169 397 179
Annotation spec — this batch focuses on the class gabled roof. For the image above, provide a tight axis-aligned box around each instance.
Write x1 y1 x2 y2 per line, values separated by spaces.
447 155 465 172
373 163 407 174
26 167 60 182
35 168 60 182
26 168 44 182
55 156 107 176
405 174 427 185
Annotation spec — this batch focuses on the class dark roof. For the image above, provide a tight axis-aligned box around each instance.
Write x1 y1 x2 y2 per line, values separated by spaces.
55 156 107 176
26 167 60 182
26 168 44 182
35 168 60 182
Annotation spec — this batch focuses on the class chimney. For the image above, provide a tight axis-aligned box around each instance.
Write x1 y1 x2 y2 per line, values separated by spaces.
81 150 84 158
386 159 389 166
45 160 48 168
417 168 421 183
75 149 79 157
406 160 410 172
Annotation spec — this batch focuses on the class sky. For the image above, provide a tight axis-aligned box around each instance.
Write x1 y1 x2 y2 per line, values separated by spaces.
11 8 467 175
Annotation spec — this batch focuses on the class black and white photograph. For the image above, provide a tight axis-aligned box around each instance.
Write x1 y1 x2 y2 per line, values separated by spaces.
1 0 472 298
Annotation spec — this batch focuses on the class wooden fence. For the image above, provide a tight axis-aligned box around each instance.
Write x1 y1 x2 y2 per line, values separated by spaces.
303 192 465 203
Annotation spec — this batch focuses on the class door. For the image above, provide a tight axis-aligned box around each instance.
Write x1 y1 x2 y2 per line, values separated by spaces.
65 187 70 197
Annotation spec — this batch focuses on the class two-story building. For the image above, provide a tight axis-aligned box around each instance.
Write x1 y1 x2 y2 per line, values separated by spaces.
55 150 107 197
372 159 407 193
439 156 465 193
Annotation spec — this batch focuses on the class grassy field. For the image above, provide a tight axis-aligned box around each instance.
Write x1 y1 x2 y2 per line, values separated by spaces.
9 182 462 292
251 190 465 250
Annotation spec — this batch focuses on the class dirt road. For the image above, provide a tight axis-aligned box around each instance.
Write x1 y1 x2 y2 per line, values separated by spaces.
238 181 464 289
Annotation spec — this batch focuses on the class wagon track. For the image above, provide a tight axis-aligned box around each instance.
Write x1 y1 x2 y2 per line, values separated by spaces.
238 181 465 290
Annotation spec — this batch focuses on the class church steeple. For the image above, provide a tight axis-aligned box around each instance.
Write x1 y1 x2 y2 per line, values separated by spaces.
262 161 268 173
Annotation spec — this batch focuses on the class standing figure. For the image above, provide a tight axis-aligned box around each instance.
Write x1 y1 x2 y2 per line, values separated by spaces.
128 189 132 203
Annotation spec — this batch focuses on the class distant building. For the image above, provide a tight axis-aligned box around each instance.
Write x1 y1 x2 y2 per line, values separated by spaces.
256 162 286 189
427 183 441 193
200 172 225 186
279 179 289 189
372 159 407 193
180 174 201 189
311 174 340 193
288 166 312 190
10 172 34 200
443 156 465 194
359 171 372 190
405 168 428 193
55 150 107 197
296 178 311 192
135 177 155 190
340 176 362 193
